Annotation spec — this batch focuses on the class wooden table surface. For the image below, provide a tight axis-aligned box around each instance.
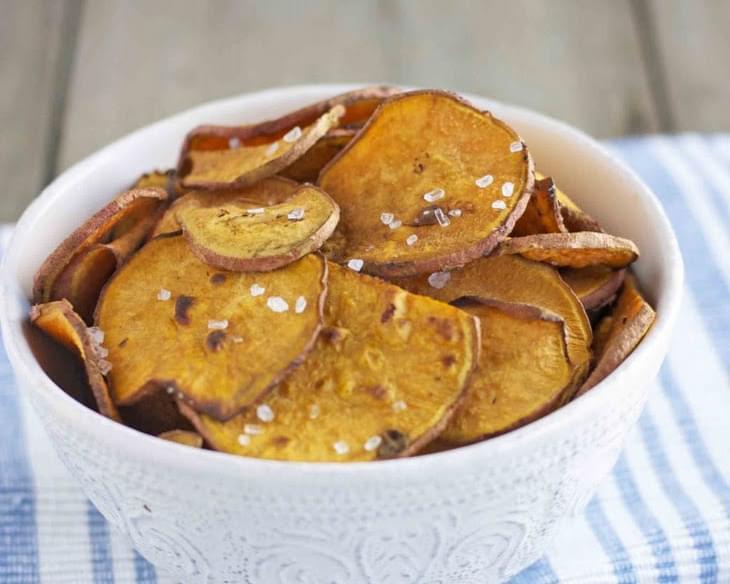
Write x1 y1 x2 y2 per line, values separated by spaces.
2 0 728 221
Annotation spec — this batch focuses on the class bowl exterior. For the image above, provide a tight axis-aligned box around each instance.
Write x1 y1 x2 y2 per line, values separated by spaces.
1 84 682 584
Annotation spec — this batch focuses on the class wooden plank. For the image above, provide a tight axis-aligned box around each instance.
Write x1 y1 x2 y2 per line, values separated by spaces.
645 0 730 132
0 0 69 221
60 0 659 171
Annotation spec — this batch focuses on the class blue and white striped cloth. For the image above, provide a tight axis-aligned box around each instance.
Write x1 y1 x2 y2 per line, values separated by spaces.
1 134 729 583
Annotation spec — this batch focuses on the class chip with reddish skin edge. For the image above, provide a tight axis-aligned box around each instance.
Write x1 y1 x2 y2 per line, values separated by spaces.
577 274 655 395
181 262 479 462
150 176 298 238
32 188 169 312
496 232 639 269
179 184 340 272
30 299 119 421
318 90 534 277
560 266 626 310
511 175 566 236
158 430 204 448
95 236 327 420
440 298 573 445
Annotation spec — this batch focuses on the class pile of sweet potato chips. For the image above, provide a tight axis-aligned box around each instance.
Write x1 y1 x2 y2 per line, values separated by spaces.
30 87 655 461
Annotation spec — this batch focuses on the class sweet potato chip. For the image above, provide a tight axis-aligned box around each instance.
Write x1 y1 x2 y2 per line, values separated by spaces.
497 232 639 269
179 184 340 271
30 300 119 420
578 275 655 395
561 266 625 310
279 129 355 183
393 255 592 384
158 430 203 448
33 188 169 313
150 176 298 238
131 169 175 193
181 262 479 462
553 181 603 233
318 90 534 277
511 175 566 236
95 236 327 420
440 299 572 445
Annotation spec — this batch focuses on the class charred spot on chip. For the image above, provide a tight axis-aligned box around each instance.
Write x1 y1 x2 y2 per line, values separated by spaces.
206 331 226 352
377 429 409 459
364 384 387 400
118 338 128 348
428 316 454 341
272 435 291 448
410 205 441 226
441 354 456 367
209 273 227 285
380 303 396 324
174 295 195 325
320 326 345 344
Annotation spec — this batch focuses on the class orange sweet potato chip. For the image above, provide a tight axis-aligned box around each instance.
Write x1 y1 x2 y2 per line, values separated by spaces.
158 430 204 448
279 129 355 183
33 188 169 322
150 176 298 238
318 90 534 277
30 300 119 420
95 236 327 420
393 255 592 386
131 169 175 194
181 262 479 462
440 299 573 445
560 266 625 310
511 175 566 236
578 274 655 395
179 184 340 272
496 232 639 269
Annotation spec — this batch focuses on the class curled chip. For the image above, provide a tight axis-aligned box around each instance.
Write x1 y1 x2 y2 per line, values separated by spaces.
178 185 339 272
578 274 655 395
95 236 327 420
552 181 603 233
511 175 566 236
150 176 298 238
131 169 176 195
280 129 355 183
158 430 204 448
30 300 119 420
181 262 479 462
441 299 573 445
318 90 534 277
393 255 592 386
33 188 169 321
496 232 639 269
561 266 625 310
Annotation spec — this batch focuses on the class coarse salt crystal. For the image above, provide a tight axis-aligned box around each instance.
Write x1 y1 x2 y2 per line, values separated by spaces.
501 182 514 197
283 126 302 143
448 209 462 217
231 335 244 343
510 141 523 153
207 319 228 330
388 219 402 230
347 259 364 272
295 296 307 313
428 271 451 289
364 435 382 452
228 137 241 149
380 212 394 225
247 207 265 215
287 207 305 221
250 283 265 297
309 404 320 419
333 441 350 455
492 200 507 210
392 400 408 413
157 288 172 301
423 188 445 203
237 434 251 446
256 404 274 422
475 174 493 188
267 296 289 313
406 234 418 246
266 141 280 156
165 385 175 395
435 208 450 227
244 423 263 435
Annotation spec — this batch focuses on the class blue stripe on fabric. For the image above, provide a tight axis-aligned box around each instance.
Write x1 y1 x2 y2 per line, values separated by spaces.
612 454 678 581
697 136 730 210
509 558 559 583
609 140 730 368
0 336 40 584
87 503 115 584
638 405 718 582
133 551 157 583
659 367 730 520
585 497 637 583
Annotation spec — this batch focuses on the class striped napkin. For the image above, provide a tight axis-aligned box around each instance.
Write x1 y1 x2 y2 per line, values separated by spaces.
1 134 729 583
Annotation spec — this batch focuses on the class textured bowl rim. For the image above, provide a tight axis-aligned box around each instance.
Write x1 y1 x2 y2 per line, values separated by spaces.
0 83 684 480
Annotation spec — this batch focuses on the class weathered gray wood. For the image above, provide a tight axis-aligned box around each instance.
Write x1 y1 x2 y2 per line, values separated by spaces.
646 0 730 132
0 0 70 221
59 0 659 171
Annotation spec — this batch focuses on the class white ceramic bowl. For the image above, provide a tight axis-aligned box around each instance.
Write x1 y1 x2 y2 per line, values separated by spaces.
0 84 683 584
